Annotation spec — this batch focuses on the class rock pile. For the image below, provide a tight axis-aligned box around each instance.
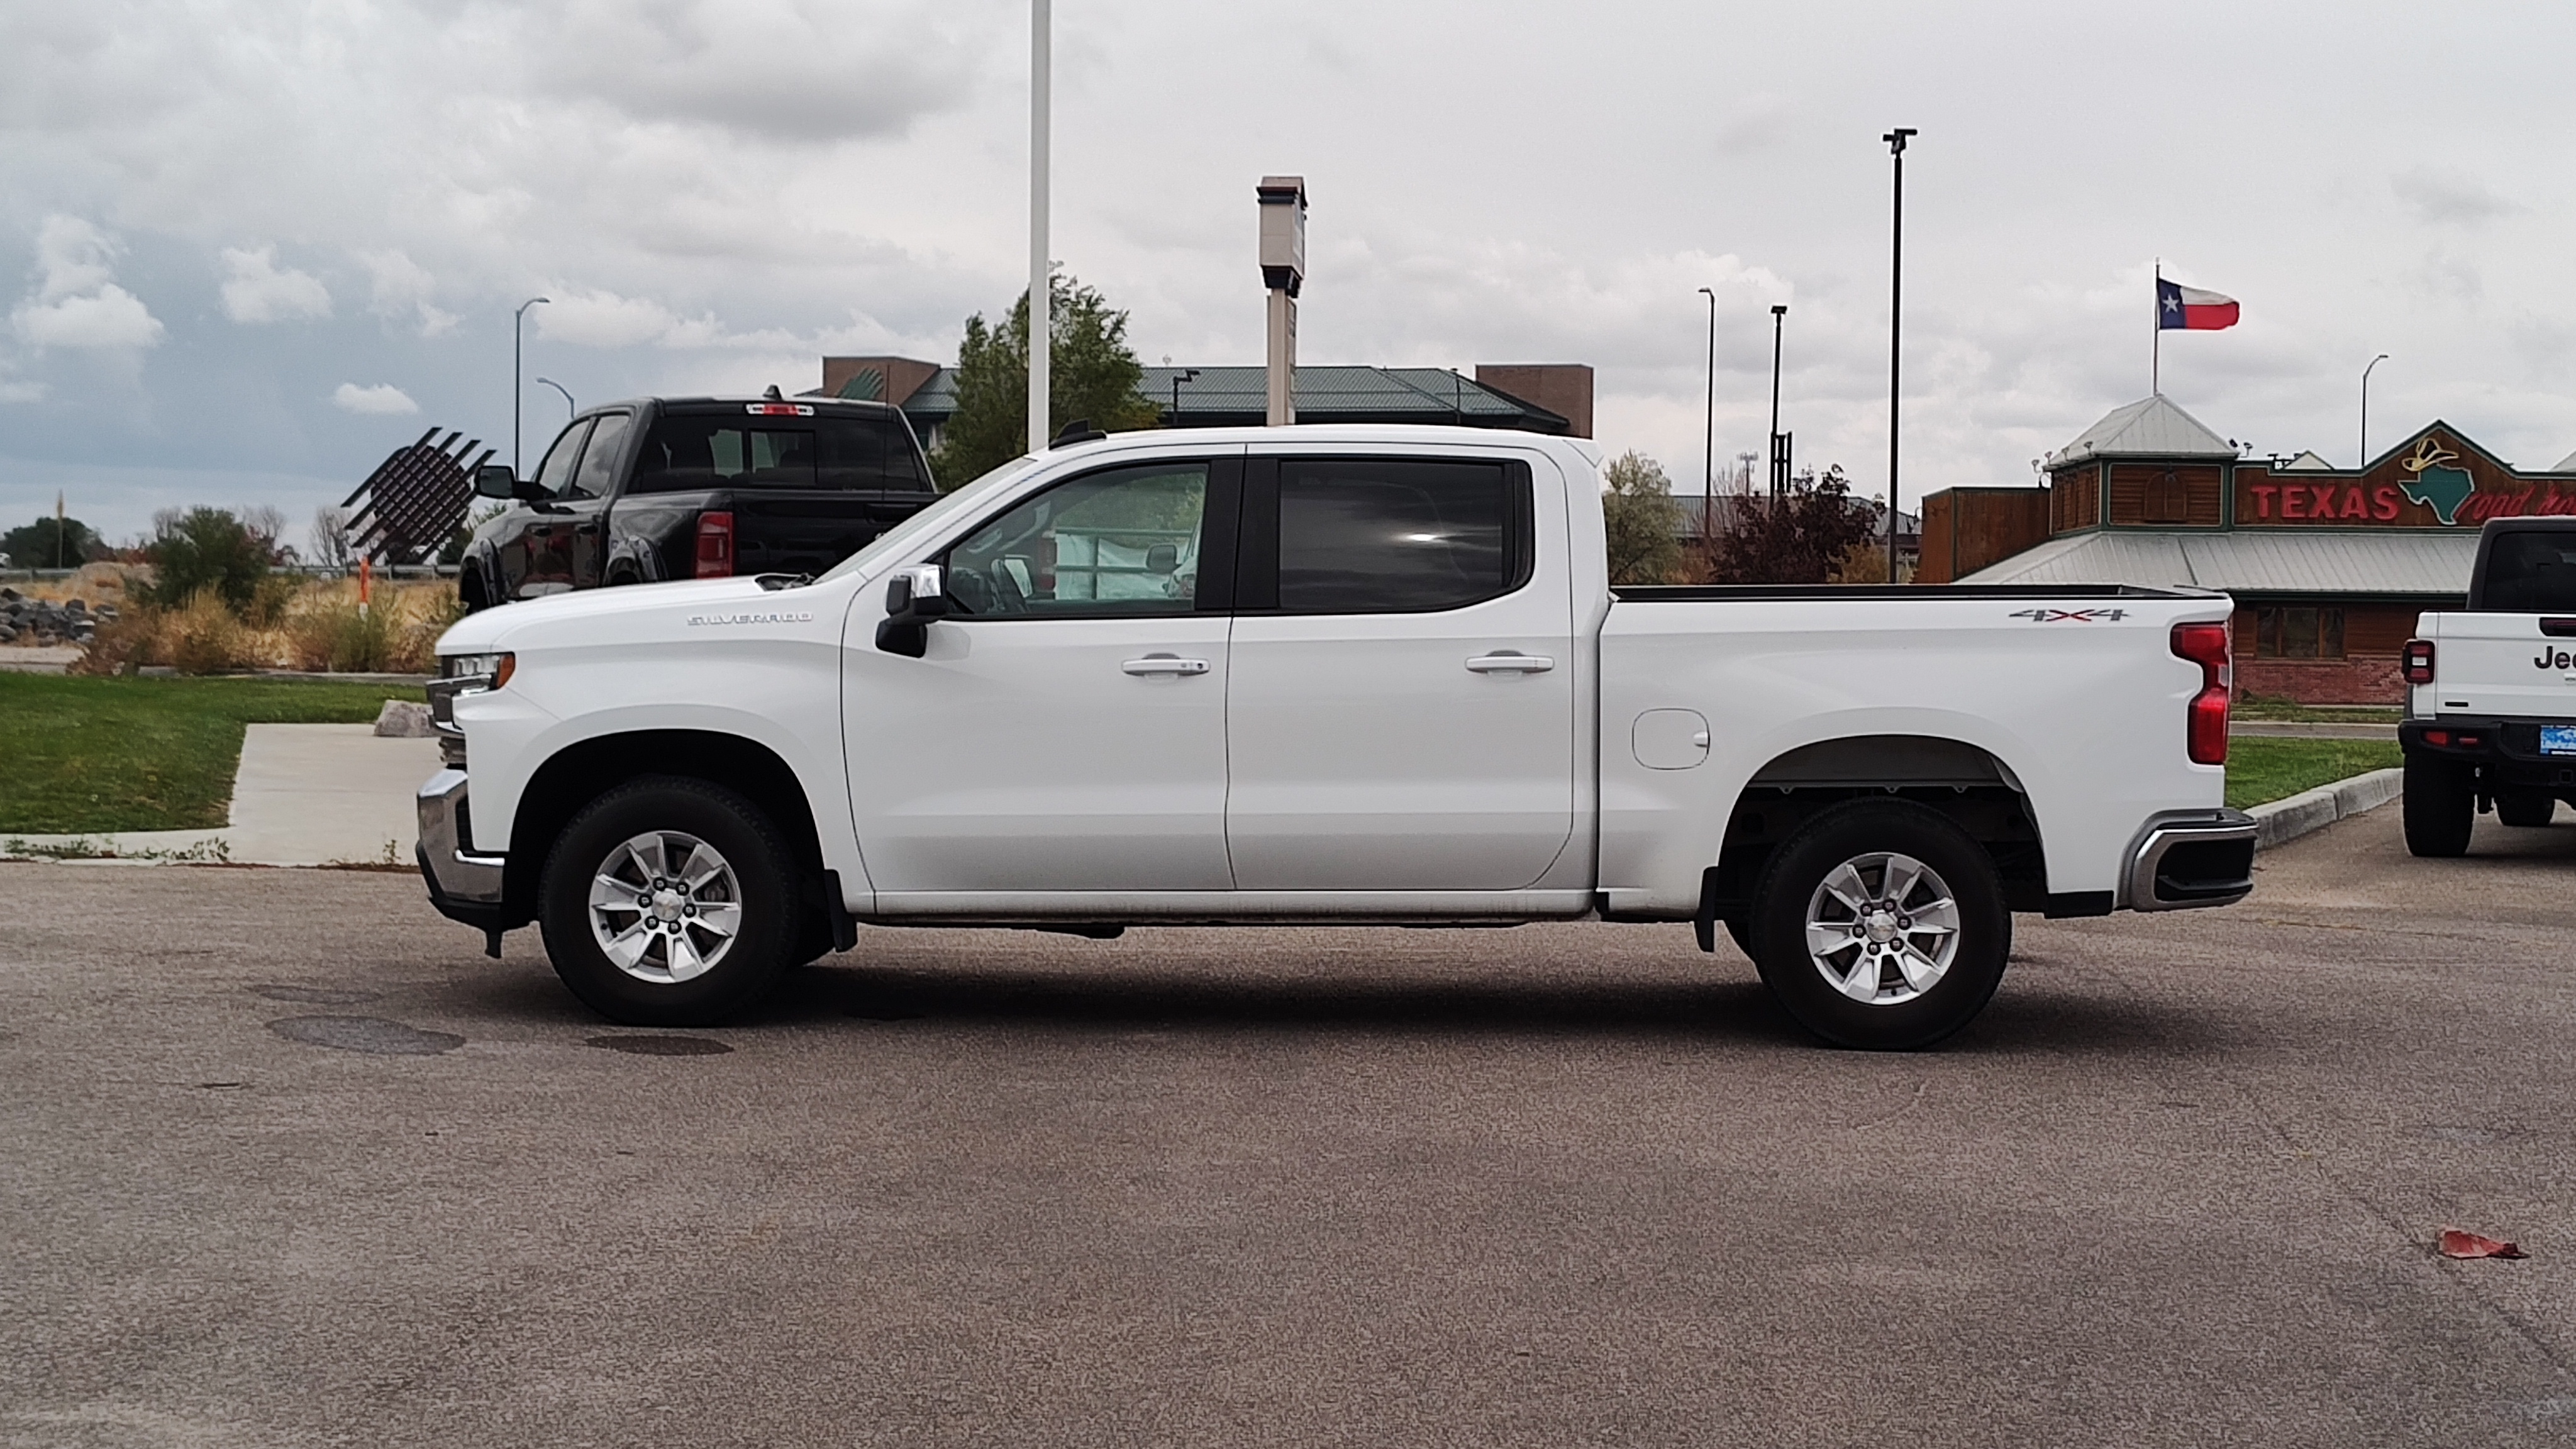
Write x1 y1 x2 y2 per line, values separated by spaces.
0 588 115 647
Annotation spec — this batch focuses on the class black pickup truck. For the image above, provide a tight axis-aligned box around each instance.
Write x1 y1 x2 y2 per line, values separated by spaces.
457 396 936 611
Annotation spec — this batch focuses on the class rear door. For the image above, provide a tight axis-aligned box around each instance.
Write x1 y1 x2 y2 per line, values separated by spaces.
1222 453 1577 891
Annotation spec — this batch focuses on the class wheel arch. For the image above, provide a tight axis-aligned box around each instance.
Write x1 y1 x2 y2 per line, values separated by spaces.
1704 734 2055 934
503 729 831 924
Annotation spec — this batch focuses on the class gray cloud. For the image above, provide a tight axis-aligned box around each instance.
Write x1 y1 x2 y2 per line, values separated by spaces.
2392 166 2520 228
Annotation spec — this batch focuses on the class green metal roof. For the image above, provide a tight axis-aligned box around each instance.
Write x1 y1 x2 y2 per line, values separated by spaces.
898 364 1568 433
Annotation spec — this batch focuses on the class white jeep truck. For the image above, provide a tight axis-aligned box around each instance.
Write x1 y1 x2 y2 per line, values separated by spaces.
2401 516 2576 854
419 425 2254 1049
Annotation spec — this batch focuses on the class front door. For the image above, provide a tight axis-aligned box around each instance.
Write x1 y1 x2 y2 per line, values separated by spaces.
843 458 1238 894
1224 454 1577 891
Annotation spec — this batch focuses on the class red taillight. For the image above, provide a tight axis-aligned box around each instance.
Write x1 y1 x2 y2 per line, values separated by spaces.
2402 638 2436 686
2424 730 2450 747
695 511 735 578
2172 621 2231 766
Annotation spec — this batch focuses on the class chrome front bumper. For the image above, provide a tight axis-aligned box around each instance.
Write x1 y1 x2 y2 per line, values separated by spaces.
417 768 505 908
2123 809 2258 911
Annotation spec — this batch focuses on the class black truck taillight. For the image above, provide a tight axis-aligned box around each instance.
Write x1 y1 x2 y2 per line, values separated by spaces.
2402 638 2436 685
2171 621 2231 766
695 511 735 578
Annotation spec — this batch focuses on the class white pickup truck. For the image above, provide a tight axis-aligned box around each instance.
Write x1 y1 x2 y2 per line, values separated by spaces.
2401 516 2576 853
419 425 2254 1049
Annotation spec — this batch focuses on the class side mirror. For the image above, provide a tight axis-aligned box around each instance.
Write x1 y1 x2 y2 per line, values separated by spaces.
474 464 518 499
1145 543 1179 575
875 563 947 657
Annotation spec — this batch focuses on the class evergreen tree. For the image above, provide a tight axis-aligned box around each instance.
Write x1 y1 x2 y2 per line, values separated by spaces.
0 514 99 569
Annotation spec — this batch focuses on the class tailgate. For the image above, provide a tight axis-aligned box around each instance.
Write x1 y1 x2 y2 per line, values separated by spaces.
728 489 928 577
2423 612 2576 718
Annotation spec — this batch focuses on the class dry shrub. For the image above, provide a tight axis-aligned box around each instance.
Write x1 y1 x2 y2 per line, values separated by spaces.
165 591 263 674
70 606 169 675
282 580 458 674
245 571 299 628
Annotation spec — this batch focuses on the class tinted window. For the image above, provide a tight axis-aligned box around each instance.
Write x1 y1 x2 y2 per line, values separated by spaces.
629 412 928 494
943 463 1208 618
2479 531 2576 612
1275 459 1524 613
532 419 592 499
569 412 630 498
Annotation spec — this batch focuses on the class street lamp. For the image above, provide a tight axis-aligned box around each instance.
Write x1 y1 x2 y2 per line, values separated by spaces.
1169 368 1200 423
536 377 574 419
513 296 549 476
1883 126 1918 582
1768 303 1789 497
2361 353 2390 466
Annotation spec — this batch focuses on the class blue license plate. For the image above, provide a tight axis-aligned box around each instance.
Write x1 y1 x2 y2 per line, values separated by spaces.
2543 726 2576 756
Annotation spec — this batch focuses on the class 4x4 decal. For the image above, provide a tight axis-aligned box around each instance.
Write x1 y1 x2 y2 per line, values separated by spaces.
2007 608 2130 623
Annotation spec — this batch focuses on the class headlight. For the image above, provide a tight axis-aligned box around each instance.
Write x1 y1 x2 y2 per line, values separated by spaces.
440 652 515 689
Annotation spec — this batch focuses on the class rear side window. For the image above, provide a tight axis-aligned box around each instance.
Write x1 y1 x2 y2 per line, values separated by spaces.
628 413 930 494
2478 530 2576 612
1272 458 1529 613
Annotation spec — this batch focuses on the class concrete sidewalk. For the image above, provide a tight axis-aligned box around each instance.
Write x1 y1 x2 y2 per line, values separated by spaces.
3 724 439 867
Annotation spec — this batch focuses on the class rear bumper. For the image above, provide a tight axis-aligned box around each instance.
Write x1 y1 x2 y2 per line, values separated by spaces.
2401 717 2576 793
416 768 508 928
2123 809 2257 911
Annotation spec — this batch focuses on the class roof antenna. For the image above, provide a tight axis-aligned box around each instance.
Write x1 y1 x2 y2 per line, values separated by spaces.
763 384 783 401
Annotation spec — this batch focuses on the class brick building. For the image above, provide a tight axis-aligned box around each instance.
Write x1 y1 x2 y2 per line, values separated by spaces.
1917 395 2576 704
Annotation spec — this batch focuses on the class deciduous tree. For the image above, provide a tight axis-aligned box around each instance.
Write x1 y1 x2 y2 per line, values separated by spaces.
1699 465 1884 585
934 274 1162 489
1601 451 1684 584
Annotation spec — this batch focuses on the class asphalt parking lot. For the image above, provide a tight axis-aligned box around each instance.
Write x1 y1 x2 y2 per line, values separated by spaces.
5 804 2574 1448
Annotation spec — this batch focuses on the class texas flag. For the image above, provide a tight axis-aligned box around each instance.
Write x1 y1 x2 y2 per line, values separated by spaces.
2157 278 2239 331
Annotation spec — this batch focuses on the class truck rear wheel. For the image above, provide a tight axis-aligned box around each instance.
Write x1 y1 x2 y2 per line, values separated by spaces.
2402 754 2476 857
1747 801 2009 1050
2496 790 2557 828
538 777 797 1026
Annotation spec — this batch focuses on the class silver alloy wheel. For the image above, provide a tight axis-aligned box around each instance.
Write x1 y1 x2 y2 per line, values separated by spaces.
587 830 745 985
1802 851 1962 1006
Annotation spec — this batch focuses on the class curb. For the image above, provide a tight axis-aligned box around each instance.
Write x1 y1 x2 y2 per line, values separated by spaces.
2249 767 2403 851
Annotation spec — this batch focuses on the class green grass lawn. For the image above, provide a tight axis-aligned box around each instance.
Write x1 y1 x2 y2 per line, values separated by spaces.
2225 736 2403 810
2231 694 2404 724
0 674 426 834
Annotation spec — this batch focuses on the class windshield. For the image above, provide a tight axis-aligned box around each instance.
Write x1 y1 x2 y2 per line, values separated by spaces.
816 456 1041 582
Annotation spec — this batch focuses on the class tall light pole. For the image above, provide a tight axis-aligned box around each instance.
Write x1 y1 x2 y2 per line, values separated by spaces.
1768 303 1789 497
1883 128 1917 582
1697 287 1717 504
1027 0 1052 455
536 377 574 419
2361 353 2390 466
513 296 549 476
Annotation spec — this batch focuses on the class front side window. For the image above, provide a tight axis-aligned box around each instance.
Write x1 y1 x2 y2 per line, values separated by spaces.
1275 458 1526 613
628 414 929 494
941 463 1209 618
569 412 631 498
531 419 594 499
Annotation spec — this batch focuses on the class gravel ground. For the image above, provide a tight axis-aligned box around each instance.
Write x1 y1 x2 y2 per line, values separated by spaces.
3 802 2572 1447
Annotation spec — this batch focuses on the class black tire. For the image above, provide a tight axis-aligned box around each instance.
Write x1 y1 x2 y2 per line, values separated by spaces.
2496 791 2556 828
2402 753 2476 857
538 777 798 1026
1748 801 2011 1050
458 566 490 614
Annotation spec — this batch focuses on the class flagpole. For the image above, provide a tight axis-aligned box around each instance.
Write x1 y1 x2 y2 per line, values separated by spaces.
2152 259 2161 397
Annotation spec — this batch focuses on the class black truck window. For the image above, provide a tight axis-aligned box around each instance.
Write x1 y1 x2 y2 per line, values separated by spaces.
629 413 930 494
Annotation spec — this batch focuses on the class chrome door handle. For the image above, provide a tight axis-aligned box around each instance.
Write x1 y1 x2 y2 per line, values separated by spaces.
1123 655 1211 676
1465 653 1555 674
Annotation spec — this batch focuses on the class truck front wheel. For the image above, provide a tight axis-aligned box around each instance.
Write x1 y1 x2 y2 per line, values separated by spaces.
1748 801 2010 1050
2402 754 2476 857
538 777 797 1026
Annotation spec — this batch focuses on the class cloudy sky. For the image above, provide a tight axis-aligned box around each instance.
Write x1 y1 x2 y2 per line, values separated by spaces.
2 0 2570 545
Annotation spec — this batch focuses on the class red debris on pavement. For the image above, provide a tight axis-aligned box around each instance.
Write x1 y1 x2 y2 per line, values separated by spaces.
2438 1230 2525 1260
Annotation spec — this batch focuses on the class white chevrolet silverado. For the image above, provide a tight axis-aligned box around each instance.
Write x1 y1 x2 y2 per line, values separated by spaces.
419 425 2255 1049
2400 516 2576 854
